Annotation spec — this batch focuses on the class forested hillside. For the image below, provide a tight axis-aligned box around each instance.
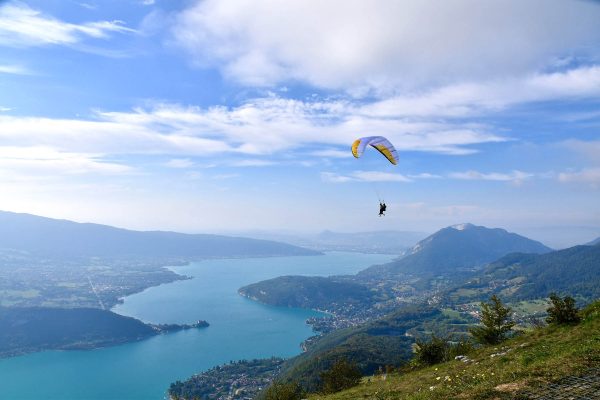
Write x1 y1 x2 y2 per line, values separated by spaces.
447 243 600 303
0 307 156 358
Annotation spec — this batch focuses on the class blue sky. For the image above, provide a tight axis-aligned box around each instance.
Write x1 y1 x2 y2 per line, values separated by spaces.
0 0 599 247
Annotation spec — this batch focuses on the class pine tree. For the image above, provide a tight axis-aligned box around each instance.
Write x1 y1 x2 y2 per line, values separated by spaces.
469 295 514 345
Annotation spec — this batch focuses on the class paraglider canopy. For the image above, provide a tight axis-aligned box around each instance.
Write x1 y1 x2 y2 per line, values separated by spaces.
351 136 398 165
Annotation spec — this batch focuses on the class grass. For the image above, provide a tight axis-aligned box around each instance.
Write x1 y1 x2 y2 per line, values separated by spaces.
308 301 600 400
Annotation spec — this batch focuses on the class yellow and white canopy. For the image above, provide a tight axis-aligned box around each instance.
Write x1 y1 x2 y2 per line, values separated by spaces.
351 136 398 165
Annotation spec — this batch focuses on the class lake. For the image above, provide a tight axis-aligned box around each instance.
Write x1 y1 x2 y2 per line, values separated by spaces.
0 251 394 400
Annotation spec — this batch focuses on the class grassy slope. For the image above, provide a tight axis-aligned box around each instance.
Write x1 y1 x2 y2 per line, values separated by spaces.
309 301 600 400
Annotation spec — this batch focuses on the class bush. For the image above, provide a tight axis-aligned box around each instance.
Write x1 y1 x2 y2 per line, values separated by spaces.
580 300 600 322
546 293 581 325
469 295 514 345
447 340 475 359
264 381 304 400
320 359 362 394
415 335 448 365
414 335 474 366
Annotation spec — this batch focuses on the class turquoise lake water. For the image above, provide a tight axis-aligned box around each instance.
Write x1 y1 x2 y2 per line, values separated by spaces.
0 252 394 400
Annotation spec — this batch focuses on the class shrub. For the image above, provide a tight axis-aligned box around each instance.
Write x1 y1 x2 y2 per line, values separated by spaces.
447 340 475 359
415 335 448 365
469 295 514 345
546 293 581 325
320 359 362 394
264 381 304 400
414 335 474 366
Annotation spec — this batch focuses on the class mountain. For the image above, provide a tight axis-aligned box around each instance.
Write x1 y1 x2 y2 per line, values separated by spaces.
447 242 600 303
0 211 319 259
586 236 600 246
360 223 552 278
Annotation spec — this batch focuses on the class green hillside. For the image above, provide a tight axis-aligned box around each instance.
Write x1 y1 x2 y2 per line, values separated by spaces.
276 306 474 393
239 276 376 310
447 243 600 304
308 300 600 400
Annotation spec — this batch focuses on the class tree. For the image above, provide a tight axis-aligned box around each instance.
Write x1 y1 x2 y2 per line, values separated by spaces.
264 381 304 400
320 359 362 394
546 293 581 325
469 295 514 345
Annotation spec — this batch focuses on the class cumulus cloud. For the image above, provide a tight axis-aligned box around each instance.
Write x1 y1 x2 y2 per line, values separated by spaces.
0 2 135 47
172 0 600 91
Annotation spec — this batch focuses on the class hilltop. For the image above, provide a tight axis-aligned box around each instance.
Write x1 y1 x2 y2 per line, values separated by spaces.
359 223 552 278
307 300 600 400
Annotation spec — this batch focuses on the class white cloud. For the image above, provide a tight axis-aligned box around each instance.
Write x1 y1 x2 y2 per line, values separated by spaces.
173 0 600 91
230 159 275 167
320 172 354 183
0 97 504 161
164 158 195 168
362 66 600 118
558 168 600 187
0 146 133 176
310 149 352 158
408 173 442 179
448 170 534 182
0 64 31 75
321 170 411 183
0 2 135 47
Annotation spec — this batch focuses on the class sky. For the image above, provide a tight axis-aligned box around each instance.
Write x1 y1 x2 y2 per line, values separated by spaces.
0 0 599 248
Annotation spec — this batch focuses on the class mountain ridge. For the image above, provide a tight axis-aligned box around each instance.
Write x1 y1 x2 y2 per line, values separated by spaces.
0 210 320 259
360 223 552 278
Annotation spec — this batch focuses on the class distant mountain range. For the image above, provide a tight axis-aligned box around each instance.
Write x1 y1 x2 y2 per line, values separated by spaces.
228 229 428 254
359 223 552 278
0 211 319 259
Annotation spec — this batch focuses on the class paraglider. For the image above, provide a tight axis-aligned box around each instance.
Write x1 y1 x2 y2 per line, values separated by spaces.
351 136 398 216
351 136 398 165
